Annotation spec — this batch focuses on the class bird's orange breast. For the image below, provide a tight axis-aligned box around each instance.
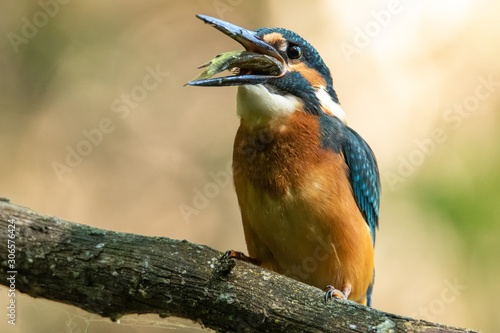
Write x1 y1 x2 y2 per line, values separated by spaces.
232 111 374 303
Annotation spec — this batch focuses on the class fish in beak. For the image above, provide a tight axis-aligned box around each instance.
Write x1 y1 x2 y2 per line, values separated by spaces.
186 15 285 87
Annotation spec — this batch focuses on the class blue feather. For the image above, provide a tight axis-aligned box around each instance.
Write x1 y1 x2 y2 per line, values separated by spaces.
320 115 380 246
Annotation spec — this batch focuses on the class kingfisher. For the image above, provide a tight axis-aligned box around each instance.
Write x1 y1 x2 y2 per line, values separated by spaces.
187 15 380 306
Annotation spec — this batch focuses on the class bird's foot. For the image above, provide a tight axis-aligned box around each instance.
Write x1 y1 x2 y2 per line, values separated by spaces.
324 284 351 302
221 250 261 265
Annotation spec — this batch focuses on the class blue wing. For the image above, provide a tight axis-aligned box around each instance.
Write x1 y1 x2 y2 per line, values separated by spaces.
341 127 380 245
319 116 380 245
319 116 380 305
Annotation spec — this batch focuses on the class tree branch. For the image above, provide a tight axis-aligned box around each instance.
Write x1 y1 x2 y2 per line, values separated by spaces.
0 199 477 333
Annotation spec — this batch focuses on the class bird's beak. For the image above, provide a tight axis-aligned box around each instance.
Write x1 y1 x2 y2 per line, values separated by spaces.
186 15 285 87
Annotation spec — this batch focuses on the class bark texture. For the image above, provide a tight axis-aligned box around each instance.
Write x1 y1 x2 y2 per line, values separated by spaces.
0 199 478 332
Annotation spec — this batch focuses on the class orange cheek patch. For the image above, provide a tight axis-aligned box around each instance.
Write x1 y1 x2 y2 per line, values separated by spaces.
263 32 284 44
263 32 286 51
289 63 326 88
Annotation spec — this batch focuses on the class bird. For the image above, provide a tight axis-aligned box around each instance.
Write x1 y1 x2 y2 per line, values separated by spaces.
187 15 380 306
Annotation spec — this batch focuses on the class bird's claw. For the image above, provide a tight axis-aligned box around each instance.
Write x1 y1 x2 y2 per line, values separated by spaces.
324 285 351 302
221 250 238 260
221 250 261 265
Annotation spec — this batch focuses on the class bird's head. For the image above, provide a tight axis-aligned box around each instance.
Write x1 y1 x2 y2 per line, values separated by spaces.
187 15 346 125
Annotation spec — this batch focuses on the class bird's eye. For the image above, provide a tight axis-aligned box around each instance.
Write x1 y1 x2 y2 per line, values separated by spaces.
287 45 303 60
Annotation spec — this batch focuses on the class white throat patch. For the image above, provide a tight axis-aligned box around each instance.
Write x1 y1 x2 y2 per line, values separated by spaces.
315 87 347 124
236 84 302 125
236 84 347 125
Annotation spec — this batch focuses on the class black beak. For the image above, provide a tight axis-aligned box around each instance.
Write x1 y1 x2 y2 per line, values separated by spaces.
186 15 285 87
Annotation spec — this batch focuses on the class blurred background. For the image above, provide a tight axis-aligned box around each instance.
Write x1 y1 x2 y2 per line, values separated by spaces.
1 0 499 332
